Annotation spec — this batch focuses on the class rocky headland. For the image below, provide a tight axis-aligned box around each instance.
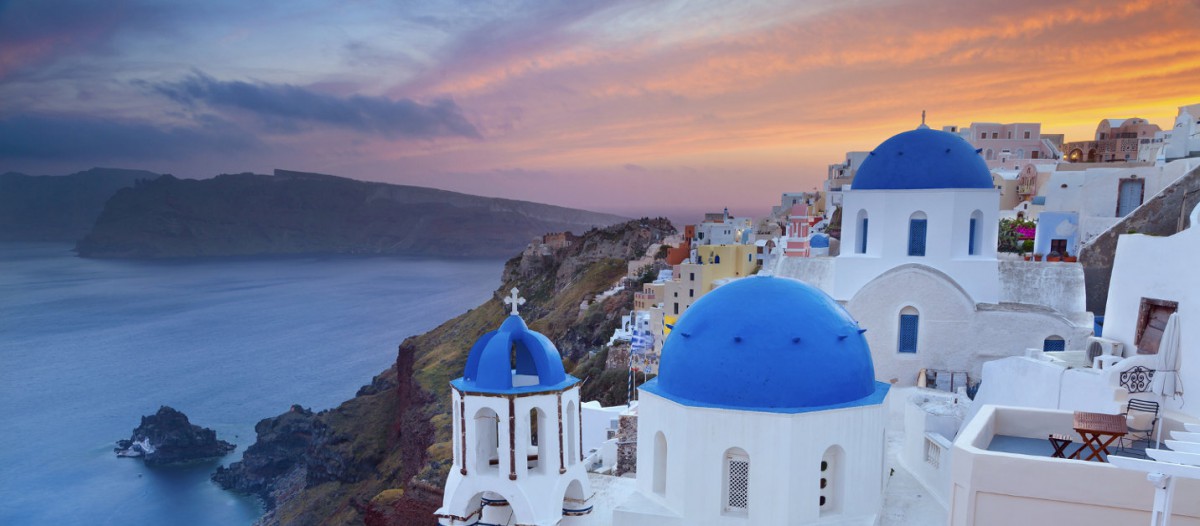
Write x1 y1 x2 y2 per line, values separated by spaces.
212 218 673 526
115 406 236 466
0 167 158 241
75 169 628 259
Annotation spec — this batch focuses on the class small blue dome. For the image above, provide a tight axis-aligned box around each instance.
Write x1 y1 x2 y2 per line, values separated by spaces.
453 315 577 394
643 276 884 412
852 127 993 190
810 234 830 248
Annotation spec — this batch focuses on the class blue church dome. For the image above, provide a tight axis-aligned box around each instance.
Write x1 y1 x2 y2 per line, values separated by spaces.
453 314 577 394
852 127 993 190
810 234 830 248
642 276 886 413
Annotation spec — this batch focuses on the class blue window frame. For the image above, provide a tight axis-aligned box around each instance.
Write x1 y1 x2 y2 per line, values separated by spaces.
1043 338 1066 352
968 218 977 255
859 218 869 254
898 314 919 353
908 219 927 256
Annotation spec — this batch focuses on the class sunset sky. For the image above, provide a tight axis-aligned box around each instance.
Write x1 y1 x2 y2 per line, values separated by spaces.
2 0 1199 219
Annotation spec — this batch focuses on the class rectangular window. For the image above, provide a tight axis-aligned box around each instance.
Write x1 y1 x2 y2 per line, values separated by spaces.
992 132 999 139
689 289 694 298
673 303 679 315
859 218 869 254
689 272 695 282
1043 338 1066 352
908 219 927 256
1024 131 1031 139
968 218 977 256
899 315 919 353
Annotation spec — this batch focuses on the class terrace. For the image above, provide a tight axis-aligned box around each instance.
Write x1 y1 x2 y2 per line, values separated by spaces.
951 405 1200 526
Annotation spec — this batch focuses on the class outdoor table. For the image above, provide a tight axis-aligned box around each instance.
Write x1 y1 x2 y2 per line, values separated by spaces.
1071 411 1127 462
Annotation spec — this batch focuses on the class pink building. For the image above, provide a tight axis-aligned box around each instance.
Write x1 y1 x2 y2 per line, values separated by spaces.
1063 118 1163 163
782 203 815 257
947 123 1064 169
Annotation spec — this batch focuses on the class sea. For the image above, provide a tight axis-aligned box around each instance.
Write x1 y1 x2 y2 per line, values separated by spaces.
0 243 504 525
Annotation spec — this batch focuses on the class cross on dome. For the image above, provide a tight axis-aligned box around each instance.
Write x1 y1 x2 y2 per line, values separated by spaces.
503 287 526 315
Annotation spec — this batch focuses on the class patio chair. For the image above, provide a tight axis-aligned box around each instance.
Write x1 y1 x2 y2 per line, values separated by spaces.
1119 399 1160 452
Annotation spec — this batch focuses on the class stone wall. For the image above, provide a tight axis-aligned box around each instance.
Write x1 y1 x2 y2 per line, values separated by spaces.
613 413 638 477
1080 164 1200 314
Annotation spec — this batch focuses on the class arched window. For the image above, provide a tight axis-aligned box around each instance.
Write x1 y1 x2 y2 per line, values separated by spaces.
856 209 869 254
968 210 983 256
714 254 721 264
566 400 578 464
898 306 919 354
820 446 845 516
908 212 927 257
723 448 750 515
1043 336 1066 352
1016 148 1025 159
528 407 547 474
474 407 500 472
986 148 994 160
653 432 668 495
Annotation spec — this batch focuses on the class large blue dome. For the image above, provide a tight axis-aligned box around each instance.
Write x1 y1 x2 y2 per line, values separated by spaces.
453 315 577 394
852 127 993 190
642 276 885 413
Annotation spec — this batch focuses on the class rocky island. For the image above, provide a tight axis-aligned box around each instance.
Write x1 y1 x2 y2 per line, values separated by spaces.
115 406 236 466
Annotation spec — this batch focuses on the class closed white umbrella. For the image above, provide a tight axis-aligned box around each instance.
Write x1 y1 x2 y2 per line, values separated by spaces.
1153 312 1184 448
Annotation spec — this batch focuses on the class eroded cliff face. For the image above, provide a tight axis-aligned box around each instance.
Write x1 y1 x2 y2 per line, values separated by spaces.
213 218 674 526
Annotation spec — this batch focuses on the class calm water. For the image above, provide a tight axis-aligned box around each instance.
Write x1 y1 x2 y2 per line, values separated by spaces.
0 243 503 525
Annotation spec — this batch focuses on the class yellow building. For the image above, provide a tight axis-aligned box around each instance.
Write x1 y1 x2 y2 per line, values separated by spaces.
664 244 758 316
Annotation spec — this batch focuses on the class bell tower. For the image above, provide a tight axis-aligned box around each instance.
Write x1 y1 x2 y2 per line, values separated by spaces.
435 288 593 526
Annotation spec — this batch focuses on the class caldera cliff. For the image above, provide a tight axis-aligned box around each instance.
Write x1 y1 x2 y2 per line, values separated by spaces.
76 169 628 258
213 218 674 525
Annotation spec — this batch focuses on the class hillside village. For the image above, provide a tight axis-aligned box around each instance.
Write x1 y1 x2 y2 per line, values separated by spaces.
429 103 1200 525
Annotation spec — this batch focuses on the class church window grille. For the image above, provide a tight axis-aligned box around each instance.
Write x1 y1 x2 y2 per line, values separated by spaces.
1043 336 1066 352
908 217 927 256
724 449 750 514
899 309 919 354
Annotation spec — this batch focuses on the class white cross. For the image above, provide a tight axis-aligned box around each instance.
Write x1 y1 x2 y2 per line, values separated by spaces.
503 287 526 315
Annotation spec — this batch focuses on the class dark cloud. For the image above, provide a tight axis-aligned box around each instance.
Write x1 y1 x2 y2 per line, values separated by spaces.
0 113 259 161
0 0 174 81
148 72 481 139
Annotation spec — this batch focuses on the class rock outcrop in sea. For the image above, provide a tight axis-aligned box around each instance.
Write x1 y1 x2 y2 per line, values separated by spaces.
115 406 236 466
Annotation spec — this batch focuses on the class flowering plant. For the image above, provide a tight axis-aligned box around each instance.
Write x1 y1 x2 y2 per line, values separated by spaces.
999 218 1037 253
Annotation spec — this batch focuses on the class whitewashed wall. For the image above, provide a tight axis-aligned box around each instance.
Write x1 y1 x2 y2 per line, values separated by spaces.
615 391 886 526
845 265 1090 386
1102 207 1200 420
838 188 1001 304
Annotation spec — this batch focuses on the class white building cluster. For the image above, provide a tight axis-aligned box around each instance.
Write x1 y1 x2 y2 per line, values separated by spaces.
432 116 1200 526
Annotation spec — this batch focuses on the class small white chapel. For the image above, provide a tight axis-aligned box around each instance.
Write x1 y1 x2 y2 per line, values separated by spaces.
613 275 891 525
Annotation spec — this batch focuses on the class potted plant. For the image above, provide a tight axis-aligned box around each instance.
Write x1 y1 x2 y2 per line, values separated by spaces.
1063 250 1078 263
1021 240 1034 254
1022 252 1032 261
1033 252 1044 262
1047 251 1061 262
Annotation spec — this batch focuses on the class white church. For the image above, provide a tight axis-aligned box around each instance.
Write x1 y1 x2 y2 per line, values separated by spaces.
435 289 593 526
612 276 891 525
773 124 1093 386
